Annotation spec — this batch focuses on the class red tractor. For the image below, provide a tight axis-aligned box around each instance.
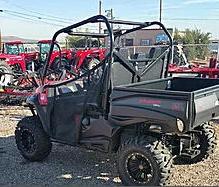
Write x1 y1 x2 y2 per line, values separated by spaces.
3 40 37 63
0 37 106 104
2 40 37 61
0 39 76 103
37 40 74 70
0 39 72 88
71 47 106 74
0 40 38 87
67 33 107 74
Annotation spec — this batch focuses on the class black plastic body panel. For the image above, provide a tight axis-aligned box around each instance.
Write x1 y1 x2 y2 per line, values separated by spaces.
27 76 219 154
27 93 84 145
27 94 120 152
111 77 219 132
27 95 54 135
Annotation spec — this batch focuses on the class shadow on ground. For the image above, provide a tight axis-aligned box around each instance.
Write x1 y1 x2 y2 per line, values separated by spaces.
0 136 121 185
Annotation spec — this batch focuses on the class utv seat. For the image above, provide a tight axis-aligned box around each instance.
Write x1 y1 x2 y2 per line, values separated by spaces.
149 47 156 58
112 51 139 86
129 48 157 71
140 47 168 81
112 61 133 86
119 48 130 59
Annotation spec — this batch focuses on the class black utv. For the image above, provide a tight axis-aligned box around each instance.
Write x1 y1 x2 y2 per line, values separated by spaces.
15 15 218 186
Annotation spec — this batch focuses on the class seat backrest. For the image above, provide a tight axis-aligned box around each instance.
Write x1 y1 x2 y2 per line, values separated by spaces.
140 58 164 81
149 47 156 58
119 48 130 59
140 47 169 81
111 61 133 86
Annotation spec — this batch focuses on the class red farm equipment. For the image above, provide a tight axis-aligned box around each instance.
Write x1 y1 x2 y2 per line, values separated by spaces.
168 44 219 78
0 40 39 91
1 40 37 72
70 47 106 74
0 35 106 104
67 32 106 74
37 40 74 70
0 41 39 103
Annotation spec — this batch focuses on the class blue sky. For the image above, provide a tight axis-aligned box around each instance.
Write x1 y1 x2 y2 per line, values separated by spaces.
0 0 219 40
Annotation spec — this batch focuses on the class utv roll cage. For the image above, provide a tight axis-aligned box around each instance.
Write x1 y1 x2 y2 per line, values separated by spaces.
41 15 173 118
43 15 173 78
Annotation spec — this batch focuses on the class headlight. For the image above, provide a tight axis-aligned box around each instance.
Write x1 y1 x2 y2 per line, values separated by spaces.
177 118 184 132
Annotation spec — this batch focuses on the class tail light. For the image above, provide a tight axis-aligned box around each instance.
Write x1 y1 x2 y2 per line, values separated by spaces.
38 92 48 106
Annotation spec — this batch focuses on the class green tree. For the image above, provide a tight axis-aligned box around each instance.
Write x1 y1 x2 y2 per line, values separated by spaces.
66 36 87 48
173 28 211 60
66 36 102 48
173 28 182 42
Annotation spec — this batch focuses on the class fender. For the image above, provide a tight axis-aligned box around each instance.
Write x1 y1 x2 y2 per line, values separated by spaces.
26 95 53 136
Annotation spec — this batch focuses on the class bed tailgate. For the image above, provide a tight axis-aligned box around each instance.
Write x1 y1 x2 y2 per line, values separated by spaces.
194 85 219 127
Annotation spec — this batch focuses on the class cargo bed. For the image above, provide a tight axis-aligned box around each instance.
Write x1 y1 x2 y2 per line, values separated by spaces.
111 77 219 132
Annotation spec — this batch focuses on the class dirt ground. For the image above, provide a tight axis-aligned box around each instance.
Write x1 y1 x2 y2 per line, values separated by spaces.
0 105 219 186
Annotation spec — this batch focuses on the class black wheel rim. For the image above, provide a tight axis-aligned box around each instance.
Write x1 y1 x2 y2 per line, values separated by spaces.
20 129 36 153
125 153 154 184
191 132 202 150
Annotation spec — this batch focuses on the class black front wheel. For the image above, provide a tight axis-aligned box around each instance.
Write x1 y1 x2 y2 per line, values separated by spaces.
117 136 172 186
15 116 52 161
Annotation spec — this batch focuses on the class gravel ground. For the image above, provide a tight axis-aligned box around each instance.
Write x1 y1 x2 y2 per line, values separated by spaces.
0 106 219 186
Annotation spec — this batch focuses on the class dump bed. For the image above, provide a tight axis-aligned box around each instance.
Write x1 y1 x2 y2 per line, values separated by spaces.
111 77 219 133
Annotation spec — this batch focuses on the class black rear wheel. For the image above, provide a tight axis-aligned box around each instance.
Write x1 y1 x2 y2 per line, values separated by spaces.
193 122 217 162
15 116 52 161
126 152 154 183
175 122 217 164
117 136 172 186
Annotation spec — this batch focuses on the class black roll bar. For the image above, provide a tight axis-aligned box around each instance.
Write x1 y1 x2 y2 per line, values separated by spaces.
42 15 113 83
42 15 173 83
96 19 173 46
68 32 108 38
